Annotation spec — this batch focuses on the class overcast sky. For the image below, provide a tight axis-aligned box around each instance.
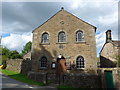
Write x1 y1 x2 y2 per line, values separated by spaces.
1 0 119 56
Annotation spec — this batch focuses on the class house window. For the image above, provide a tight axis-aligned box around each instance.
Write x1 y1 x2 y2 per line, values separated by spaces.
58 31 66 42
76 56 85 68
76 31 84 42
40 56 47 68
41 32 49 43
26 58 31 61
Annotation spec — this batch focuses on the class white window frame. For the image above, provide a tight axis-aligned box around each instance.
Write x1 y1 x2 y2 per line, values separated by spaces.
76 56 85 69
40 56 47 68
58 31 66 42
41 32 49 43
76 31 84 42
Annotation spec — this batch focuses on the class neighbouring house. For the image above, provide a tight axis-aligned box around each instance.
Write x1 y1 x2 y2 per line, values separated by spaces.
23 51 31 60
31 7 97 74
100 30 120 68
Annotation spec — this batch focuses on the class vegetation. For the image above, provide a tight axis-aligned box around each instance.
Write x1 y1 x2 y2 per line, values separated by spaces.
1 47 10 62
21 41 32 56
57 85 76 90
8 50 22 59
0 47 22 66
57 85 87 90
0 69 45 86
0 41 32 65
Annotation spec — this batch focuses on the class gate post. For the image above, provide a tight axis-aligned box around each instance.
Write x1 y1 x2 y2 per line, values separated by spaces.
46 73 48 85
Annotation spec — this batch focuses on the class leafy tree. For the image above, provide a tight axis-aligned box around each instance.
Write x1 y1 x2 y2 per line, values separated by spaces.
21 41 32 56
0 47 10 65
2 47 10 57
9 50 22 59
1 47 22 62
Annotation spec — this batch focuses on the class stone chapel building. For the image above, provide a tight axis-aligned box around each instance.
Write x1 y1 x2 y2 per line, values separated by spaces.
31 8 97 73
100 30 120 68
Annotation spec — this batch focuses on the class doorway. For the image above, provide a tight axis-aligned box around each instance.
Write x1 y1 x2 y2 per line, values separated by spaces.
104 70 114 88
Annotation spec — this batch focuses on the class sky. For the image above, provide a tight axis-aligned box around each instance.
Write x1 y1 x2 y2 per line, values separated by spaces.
1 0 119 57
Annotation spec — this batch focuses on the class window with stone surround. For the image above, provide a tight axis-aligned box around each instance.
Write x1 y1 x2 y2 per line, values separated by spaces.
58 31 66 42
76 56 85 69
40 56 47 68
41 32 49 43
76 30 84 42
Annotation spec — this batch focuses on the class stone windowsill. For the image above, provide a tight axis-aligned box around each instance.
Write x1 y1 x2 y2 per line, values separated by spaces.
56 42 68 44
40 43 50 45
74 67 85 70
75 41 86 44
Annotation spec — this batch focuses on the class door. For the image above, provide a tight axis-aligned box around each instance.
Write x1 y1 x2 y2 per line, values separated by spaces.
105 71 114 88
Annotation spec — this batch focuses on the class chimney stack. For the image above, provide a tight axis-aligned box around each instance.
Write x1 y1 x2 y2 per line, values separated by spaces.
106 30 112 43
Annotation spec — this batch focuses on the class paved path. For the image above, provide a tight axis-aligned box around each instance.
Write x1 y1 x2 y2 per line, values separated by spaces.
0 72 57 90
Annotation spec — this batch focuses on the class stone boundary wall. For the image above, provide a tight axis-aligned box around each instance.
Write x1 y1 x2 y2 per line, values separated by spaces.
28 72 46 83
63 73 101 88
6 59 31 75
28 71 101 88
97 68 120 89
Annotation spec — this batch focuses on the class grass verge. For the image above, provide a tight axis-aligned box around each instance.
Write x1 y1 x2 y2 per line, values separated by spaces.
0 69 45 86
57 85 89 90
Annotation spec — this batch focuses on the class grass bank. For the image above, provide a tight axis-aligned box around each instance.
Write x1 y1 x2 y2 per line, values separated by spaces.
0 69 45 86
57 85 88 90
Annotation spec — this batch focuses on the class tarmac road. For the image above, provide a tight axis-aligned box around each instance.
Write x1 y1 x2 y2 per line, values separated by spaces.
0 72 57 90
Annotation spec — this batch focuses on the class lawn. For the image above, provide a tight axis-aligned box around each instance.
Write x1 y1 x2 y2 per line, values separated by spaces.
57 85 90 90
0 69 45 86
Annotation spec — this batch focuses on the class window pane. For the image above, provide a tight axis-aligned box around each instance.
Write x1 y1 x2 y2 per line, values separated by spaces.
58 32 66 42
76 31 84 42
41 33 49 43
40 57 47 68
76 56 85 68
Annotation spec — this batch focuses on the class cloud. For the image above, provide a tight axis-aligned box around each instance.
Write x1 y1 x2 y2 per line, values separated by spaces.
2 2 66 33
1 33 32 52
70 0 118 10
96 32 106 56
1 1 118 56
96 32 106 47
2 21 32 33
98 11 118 26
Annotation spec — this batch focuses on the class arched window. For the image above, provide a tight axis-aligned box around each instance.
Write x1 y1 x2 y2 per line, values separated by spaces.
40 56 47 68
76 56 85 68
76 31 84 42
58 31 66 42
41 32 49 43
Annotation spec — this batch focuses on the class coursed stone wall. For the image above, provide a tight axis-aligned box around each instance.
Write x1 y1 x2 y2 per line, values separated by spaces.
32 9 97 72
28 71 101 88
63 73 101 88
6 59 31 75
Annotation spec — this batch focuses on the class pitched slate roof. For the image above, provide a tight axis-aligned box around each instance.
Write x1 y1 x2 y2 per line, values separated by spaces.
111 40 120 47
100 40 120 54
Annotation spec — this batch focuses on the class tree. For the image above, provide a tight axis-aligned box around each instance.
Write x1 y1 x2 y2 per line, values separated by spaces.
2 47 10 58
21 41 32 56
1 47 22 61
9 50 22 59
0 47 10 65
